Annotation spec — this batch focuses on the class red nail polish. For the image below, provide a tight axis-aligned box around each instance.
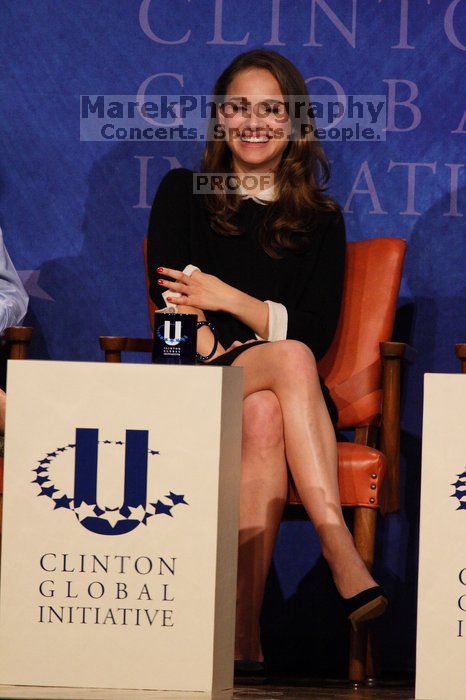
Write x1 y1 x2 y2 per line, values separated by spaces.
157 279 164 285
157 266 164 272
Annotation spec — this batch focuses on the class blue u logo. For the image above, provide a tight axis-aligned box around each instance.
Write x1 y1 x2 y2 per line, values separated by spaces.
74 428 148 535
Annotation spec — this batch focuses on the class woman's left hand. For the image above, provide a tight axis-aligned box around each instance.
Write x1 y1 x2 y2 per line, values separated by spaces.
157 267 236 312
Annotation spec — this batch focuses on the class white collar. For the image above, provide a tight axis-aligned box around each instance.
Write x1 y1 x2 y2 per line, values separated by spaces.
237 181 276 205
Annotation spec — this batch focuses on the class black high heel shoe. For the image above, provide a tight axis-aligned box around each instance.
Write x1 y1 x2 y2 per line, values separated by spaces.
340 585 389 630
234 660 266 677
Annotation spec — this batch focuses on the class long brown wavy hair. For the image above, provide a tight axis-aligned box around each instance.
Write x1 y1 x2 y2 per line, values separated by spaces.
201 49 340 259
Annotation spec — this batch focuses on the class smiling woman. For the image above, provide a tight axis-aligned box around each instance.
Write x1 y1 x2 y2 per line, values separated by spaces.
146 49 388 673
201 50 338 257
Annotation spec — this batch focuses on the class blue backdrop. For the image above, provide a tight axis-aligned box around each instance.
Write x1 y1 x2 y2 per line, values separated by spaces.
1 0 465 676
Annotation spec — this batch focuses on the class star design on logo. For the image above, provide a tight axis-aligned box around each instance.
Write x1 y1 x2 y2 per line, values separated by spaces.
39 485 58 498
74 501 98 521
32 475 50 486
128 505 146 522
33 466 48 474
53 495 73 510
451 469 466 510
151 500 173 517
452 479 466 489
100 508 123 529
142 512 153 526
165 491 188 506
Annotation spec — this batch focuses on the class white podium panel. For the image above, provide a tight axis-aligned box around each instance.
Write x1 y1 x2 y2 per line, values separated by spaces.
0 361 243 693
416 374 466 700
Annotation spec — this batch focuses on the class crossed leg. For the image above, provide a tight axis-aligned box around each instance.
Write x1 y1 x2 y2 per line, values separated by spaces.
233 339 377 661
235 389 288 662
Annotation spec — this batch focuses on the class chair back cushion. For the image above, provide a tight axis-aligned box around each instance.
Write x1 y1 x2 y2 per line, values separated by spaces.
318 237 406 428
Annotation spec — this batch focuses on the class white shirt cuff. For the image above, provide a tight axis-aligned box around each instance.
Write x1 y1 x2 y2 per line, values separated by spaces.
255 300 288 341
160 264 200 311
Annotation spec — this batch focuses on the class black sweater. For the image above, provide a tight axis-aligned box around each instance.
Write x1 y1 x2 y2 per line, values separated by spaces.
147 168 346 361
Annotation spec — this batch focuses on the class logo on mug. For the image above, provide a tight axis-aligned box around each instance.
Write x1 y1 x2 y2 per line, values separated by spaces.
156 319 189 347
32 428 189 535
152 312 219 363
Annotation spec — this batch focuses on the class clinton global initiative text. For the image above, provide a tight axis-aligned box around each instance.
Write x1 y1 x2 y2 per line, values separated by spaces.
38 552 177 626
38 606 174 626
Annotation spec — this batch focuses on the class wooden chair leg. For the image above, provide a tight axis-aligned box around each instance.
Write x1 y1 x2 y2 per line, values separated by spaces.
349 623 368 684
350 629 381 687
365 627 380 684
348 506 378 683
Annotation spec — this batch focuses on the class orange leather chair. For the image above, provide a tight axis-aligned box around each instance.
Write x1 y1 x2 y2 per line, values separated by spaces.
0 327 34 528
100 237 409 685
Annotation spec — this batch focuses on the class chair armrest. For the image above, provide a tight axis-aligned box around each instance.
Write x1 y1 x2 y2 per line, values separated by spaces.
379 341 415 515
455 344 466 373
99 336 153 363
3 326 33 360
380 341 417 363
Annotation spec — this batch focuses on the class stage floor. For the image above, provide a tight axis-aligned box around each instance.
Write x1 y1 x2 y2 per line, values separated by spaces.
0 680 416 699
235 681 415 699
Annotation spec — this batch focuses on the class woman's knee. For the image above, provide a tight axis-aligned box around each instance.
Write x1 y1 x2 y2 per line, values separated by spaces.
272 339 317 375
242 390 284 449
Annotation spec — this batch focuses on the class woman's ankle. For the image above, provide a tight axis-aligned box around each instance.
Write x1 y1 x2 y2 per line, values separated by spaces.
235 635 264 663
319 521 354 564
318 526 378 597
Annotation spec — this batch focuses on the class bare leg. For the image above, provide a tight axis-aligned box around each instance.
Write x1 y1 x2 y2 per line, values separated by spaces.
231 340 377 599
235 390 288 662
177 306 287 659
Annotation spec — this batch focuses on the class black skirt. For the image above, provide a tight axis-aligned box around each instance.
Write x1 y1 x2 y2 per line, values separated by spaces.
197 339 339 428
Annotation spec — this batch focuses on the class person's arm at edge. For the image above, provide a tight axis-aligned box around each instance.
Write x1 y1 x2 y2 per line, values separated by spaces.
0 226 29 333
